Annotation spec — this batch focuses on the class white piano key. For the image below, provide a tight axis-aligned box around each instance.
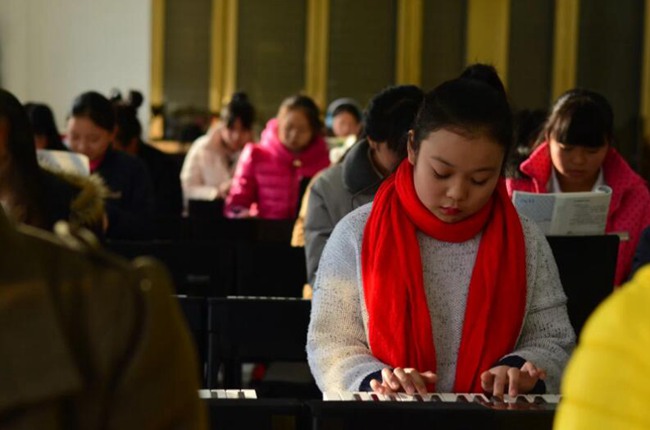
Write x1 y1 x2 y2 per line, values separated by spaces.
357 392 373 401
226 389 242 399
242 389 257 399
437 393 458 402
395 392 414 401
542 394 562 404
198 389 211 399
323 391 341 401
339 391 357 401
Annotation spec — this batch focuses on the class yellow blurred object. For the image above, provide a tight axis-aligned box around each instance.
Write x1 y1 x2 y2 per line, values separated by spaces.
554 265 650 429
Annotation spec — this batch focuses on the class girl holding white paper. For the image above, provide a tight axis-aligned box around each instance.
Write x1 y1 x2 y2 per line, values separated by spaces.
507 89 650 286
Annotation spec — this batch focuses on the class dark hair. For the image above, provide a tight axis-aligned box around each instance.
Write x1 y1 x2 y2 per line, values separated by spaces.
364 85 424 158
278 95 323 135
505 109 548 178
0 89 46 226
326 98 362 129
23 103 67 151
411 74 512 159
544 89 613 148
332 104 361 122
110 90 144 147
459 63 508 100
222 92 255 130
70 91 115 132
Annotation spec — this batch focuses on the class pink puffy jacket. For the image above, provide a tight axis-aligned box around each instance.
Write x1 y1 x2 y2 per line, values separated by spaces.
506 141 650 286
225 119 330 220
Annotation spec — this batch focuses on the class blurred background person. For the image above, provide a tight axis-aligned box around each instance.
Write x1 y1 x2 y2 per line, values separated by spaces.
24 102 68 151
112 89 183 220
0 88 105 233
303 85 424 286
225 94 329 220
325 98 363 164
67 91 155 240
504 108 547 179
180 92 255 208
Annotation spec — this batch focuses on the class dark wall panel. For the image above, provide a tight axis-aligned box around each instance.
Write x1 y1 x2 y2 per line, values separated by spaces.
577 0 644 164
237 0 307 124
421 0 467 91
164 0 211 111
327 0 397 109
508 0 554 111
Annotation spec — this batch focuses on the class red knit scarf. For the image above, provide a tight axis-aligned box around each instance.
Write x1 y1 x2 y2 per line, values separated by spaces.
361 160 527 393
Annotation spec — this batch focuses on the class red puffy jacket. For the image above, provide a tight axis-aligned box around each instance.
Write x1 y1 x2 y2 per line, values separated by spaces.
225 119 330 220
507 141 650 286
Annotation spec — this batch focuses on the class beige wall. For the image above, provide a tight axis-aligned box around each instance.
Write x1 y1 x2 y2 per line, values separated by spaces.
0 0 151 132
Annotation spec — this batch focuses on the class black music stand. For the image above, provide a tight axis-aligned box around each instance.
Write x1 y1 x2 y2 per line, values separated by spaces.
208 297 318 397
546 234 619 336
234 243 307 297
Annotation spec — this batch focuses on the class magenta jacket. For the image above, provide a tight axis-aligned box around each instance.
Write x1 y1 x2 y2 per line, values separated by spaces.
225 119 330 220
506 141 650 286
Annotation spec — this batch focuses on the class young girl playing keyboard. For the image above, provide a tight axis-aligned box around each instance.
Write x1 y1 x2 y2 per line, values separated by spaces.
307 66 575 398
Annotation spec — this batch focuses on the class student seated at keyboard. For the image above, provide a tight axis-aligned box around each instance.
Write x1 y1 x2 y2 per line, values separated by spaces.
307 64 575 399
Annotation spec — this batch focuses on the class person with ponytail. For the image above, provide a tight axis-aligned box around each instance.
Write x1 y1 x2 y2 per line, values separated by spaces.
180 92 255 208
307 65 575 397
113 90 183 218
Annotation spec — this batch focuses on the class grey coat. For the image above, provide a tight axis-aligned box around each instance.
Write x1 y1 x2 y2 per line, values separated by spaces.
304 139 384 284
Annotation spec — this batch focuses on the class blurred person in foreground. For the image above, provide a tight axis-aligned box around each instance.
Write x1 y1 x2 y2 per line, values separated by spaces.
0 207 206 429
554 265 650 430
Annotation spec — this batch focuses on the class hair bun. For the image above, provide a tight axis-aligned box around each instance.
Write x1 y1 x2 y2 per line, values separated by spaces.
231 92 249 104
109 88 123 103
128 90 144 109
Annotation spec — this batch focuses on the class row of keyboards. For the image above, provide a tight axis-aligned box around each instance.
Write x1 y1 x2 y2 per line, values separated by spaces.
200 389 560 429
201 389 561 406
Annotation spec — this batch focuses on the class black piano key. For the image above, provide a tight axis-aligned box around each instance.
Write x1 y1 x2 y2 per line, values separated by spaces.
533 396 547 405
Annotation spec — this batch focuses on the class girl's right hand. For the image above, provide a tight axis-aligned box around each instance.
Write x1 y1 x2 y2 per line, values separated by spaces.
369 367 437 395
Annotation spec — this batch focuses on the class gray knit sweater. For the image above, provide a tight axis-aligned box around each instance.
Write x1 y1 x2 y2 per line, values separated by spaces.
307 203 575 393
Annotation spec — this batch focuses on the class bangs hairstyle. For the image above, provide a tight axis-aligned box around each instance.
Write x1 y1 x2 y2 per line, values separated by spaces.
411 78 513 156
545 89 613 149
278 95 323 135
70 91 115 132
222 92 255 130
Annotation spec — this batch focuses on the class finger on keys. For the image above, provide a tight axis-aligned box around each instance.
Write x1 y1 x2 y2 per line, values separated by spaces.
507 367 520 397
382 368 400 391
370 379 388 394
408 371 428 395
493 369 507 398
394 368 415 395
480 370 494 392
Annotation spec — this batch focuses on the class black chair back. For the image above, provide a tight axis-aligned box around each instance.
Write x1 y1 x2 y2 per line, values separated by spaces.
546 234 619 336
208 297 311 388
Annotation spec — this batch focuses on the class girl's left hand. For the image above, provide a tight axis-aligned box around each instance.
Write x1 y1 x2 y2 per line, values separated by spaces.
480 361 546 398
